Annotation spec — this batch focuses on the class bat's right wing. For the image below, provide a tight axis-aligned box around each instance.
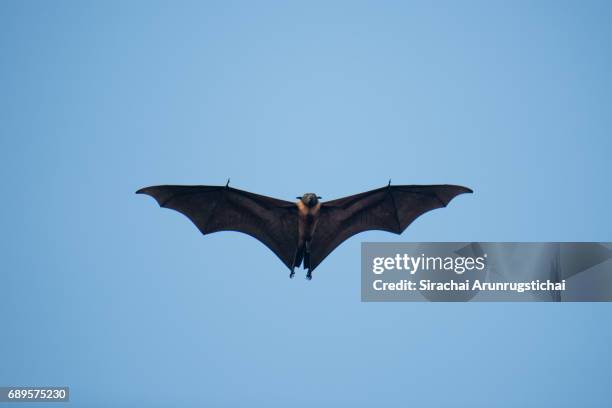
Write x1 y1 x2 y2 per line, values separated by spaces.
137 185 299 270
310 184 472 272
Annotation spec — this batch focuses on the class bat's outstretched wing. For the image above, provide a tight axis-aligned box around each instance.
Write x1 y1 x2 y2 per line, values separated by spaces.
136 185 298 270
310 184 472 272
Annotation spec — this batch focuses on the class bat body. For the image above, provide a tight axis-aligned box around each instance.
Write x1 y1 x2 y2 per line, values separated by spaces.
137 182 472 279
294 193 321 278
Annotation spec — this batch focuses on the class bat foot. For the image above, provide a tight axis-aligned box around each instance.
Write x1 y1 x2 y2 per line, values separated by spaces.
305 271 312 280
289 271 295 279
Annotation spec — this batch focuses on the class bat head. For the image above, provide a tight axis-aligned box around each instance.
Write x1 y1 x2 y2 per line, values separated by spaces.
296 193 322 207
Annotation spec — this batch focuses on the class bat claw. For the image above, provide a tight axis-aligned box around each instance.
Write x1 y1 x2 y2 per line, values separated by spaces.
305 272 312 280
289 271 295 279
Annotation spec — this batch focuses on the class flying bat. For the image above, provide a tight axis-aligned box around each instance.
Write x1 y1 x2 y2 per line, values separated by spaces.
136 181 472 279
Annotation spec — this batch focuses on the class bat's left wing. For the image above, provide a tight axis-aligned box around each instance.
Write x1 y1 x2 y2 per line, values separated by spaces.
136 185 299 270
310 184 472 272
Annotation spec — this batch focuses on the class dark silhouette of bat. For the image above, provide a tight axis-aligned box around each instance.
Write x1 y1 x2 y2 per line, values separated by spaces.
137 181 472 279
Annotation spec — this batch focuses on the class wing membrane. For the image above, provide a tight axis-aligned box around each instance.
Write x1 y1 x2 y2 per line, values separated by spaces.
310 185 472 271
137 185 299 270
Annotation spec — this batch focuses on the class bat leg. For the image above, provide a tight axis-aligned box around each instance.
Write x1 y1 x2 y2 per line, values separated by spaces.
305 240 312 280
291 249 303 279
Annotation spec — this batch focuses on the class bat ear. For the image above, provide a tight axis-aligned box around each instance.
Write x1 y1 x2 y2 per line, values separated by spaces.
296 196 302 199
317 196 322 199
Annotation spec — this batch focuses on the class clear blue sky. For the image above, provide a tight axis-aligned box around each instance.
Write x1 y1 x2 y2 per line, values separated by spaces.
1 1 611 406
